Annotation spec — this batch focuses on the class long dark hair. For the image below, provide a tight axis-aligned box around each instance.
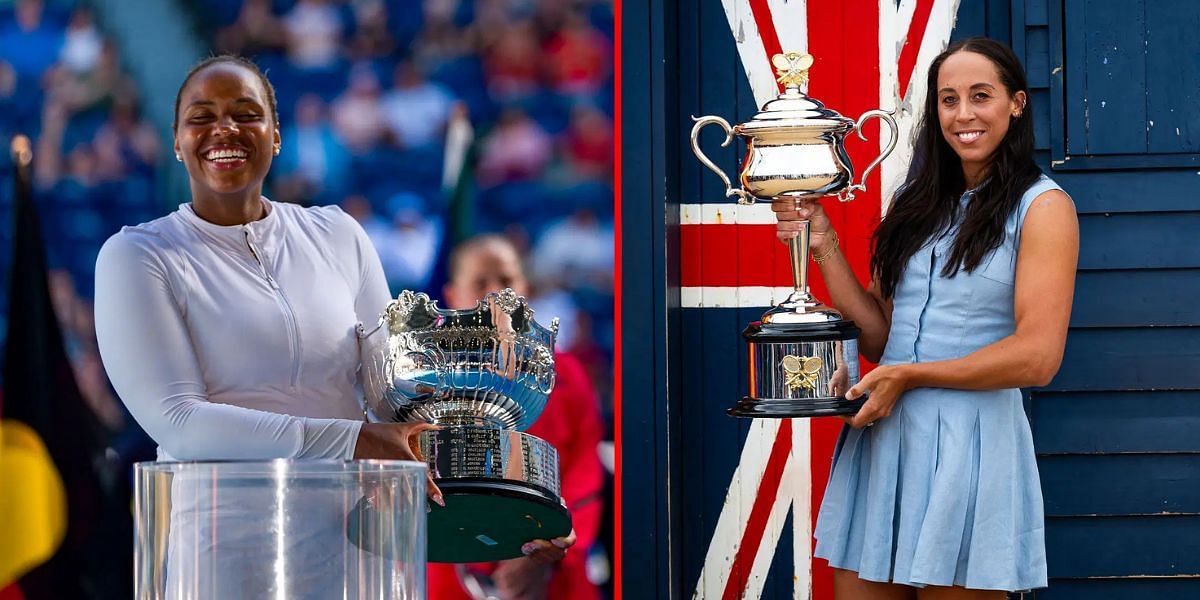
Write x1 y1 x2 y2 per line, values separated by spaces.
872 37 1041 298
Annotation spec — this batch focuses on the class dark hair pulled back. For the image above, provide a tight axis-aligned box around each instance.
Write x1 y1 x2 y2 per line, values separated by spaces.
172 55 279 132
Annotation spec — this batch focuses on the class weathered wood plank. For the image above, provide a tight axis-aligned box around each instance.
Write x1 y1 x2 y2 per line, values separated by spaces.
1032 391 1200 453
952 0 1012 41
1041 454 1200 516
1035 578 1200 600
1077 213 1200 270
676 0 702 206
690 0 741 205
1025 0 1050 27
1145 1 1200 154
1025 27 1050 89
1070 269 1200 328
1050 153 1200 170
1075 0 1148 155
1032 89 1050 150
1047 515 1200 577
1062 0 1088 156
1047 327 1200 391
1042 167 1200 214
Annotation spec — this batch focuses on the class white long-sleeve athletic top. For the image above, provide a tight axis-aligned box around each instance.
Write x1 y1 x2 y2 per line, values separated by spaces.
95 199 392 461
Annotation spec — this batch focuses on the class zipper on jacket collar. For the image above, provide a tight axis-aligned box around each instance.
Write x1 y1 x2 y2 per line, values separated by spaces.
243 227 301 386
243 227 280 289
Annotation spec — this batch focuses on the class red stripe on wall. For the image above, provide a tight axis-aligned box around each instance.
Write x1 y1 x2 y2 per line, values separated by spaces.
722 420 794 600
806 1 881 598
700 224 740 286
680 223 837 303
897 0 937 97
680 220 703 287
747 0 785 93
739 224 780 287
682 224 771 287
680 224 808 288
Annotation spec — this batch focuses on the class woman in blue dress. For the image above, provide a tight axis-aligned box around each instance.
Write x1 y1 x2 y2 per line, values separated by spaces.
774 38 1078 598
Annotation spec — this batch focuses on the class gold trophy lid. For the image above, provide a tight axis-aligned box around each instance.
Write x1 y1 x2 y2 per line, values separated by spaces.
737 52 855 134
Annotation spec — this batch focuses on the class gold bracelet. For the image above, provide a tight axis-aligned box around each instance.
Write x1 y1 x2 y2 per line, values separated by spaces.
812 231 840 264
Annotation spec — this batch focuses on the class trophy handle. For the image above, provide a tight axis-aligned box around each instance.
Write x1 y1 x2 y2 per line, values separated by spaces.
690 115 755 205
356 319 389 416
838 109 899 202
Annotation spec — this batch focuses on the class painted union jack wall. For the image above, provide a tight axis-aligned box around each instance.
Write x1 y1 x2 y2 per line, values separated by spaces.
682 2 960 598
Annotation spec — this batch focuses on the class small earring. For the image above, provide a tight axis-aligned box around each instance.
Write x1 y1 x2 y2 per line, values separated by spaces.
273 146 280 156
175 153 182 162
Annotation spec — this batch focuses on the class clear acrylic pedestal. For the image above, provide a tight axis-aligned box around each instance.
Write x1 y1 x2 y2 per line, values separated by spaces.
134 460 427 599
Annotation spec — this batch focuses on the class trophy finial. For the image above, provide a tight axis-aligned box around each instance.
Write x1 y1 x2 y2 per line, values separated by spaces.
494 288 521 314
772 52 814 89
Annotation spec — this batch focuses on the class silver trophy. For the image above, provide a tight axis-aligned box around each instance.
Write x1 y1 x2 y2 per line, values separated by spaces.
357 289 569 563
691 52 898 417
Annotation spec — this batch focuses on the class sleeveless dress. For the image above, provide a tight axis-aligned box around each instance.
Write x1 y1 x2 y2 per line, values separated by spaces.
813 176 1063 591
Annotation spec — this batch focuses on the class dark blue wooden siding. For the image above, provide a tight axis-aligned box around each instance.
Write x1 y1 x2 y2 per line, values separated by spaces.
621 0 685 597
1018 0 1200 596
1053 0 1200 168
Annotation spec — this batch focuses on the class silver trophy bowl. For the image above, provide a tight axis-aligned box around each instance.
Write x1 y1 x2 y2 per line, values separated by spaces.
356 289 571 563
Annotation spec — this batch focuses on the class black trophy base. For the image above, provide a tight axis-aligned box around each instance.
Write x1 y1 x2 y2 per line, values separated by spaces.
728 395 866 418
427 478 572 563
743 316 861 343
737 315 865 418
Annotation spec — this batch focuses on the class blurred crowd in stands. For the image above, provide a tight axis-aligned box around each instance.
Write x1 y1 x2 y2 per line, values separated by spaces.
0 0 161 440
0 0 614 590
211 0 617 355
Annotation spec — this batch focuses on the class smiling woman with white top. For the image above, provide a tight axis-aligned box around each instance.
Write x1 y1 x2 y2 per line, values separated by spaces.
93 57 570 596
95 55 436 476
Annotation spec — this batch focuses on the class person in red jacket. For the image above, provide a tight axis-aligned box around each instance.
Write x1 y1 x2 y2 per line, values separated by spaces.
428 234 604 600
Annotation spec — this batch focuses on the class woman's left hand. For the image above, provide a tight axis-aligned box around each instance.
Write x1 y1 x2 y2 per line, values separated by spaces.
520 528 576 566
842 364 911 429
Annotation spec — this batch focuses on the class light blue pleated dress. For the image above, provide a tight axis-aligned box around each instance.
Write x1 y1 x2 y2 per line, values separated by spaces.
814 176 1063 591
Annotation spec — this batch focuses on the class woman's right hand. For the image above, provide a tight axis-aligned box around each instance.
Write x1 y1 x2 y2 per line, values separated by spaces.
355 422 444 507
772 196 837 256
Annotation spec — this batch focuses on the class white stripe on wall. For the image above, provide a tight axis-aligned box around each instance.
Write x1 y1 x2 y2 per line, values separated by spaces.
691 418 814 600
745 419 813 600
877 0 963 212
680 202 778 225
719 0 809 107
768 0 810 67
790 418 814 600
681 286 798 308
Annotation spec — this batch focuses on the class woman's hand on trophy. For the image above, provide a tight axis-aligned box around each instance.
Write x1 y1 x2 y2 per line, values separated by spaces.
841 364 911 429
355 422 445 507
772 196 837 254
520 528 577 566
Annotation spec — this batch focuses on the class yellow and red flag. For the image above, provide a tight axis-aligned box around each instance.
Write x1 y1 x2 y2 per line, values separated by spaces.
0 135 119 598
